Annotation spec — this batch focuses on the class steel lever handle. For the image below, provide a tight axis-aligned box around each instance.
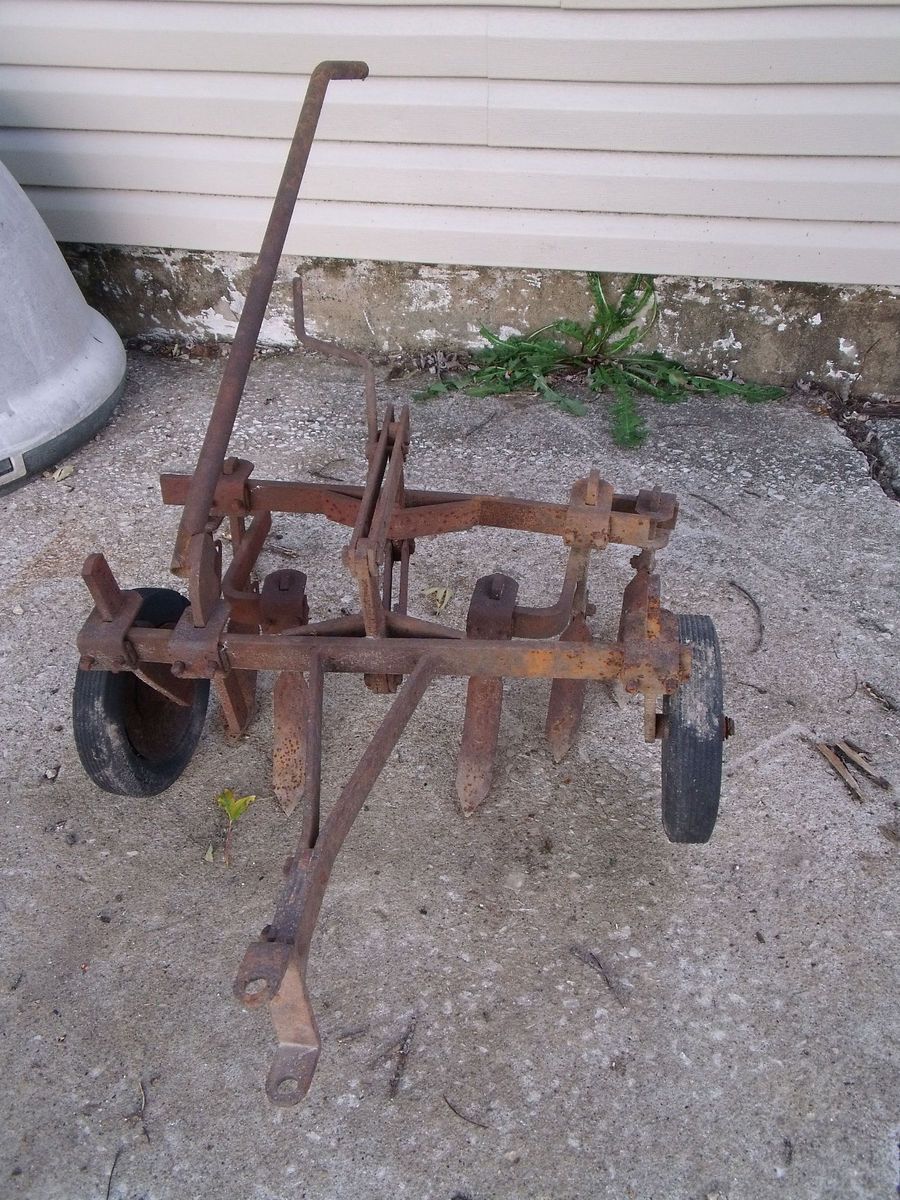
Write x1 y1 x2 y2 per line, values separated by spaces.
173 61 370 583
311 60 369 81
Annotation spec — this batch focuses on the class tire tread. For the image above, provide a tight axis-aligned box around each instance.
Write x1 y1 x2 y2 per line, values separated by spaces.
661 614 724 844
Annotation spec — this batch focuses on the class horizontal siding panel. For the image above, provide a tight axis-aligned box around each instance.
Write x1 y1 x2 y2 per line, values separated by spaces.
490 81 900 157
3 2 899 83
167 0 900 6
3 1 899 284
26 187 900 285
486 8 900 83
5 130 900 223
1 2 489 78
561 0 900 7
0 69 488 145
3 69 897 158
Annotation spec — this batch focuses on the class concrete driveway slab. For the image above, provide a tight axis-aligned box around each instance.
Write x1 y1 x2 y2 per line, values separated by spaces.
1 352 898 1200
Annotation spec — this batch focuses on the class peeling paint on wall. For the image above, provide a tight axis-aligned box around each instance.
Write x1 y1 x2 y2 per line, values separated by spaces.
62 246 900 395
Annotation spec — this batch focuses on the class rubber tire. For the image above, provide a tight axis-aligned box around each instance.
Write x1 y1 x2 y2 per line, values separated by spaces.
661 614 724 844
73 588 210 796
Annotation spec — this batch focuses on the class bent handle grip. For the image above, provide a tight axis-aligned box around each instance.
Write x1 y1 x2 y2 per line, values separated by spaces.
311 60 369 82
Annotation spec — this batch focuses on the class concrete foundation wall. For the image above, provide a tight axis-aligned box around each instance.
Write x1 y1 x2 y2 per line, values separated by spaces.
62 245 900 396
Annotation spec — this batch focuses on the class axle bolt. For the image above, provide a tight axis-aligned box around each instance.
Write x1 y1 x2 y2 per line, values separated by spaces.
171 660 187 678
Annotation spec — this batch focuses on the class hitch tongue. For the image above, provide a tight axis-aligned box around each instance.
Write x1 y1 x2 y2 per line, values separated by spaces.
266 960 321 1105
234 938 321 1105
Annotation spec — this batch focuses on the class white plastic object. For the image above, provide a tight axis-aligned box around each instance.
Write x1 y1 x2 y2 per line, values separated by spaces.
0 159 126 491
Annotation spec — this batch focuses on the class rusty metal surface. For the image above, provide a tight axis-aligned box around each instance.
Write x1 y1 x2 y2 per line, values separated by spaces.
546 613 592 763
123 628 632 678
273 672 308 816
160 473 678 550
74 60 726 1107
457 574 519 814
213 668 254 738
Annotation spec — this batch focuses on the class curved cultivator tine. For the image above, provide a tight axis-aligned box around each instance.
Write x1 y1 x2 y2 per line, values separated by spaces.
272 671 309 816
456 573 518 814
457 675 505 814
546 613 592 763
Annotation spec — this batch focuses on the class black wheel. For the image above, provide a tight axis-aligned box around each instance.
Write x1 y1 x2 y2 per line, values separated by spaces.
661 614 725 843
73 588 209 796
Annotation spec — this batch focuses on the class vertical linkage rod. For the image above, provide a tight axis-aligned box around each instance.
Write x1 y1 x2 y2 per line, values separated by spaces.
172 62 370 584
300 653 324 850
544 471 605 760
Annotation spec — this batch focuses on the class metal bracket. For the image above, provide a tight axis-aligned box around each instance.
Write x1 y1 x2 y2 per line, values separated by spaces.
76 554 143 670
564 471 614 549
168 600 232 677
219 457 255 514
261 569 309 632
619 570 684 697
636 486 678 548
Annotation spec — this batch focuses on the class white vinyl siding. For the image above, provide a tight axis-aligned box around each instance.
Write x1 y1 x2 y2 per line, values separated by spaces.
4 4 900 82
1 0 899 284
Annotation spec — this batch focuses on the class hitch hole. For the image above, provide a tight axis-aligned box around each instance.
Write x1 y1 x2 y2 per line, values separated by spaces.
275 1076 301 1098
244 977 268 998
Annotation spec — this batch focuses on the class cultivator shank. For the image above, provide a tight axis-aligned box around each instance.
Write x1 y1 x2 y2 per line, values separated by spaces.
74 61 729 1106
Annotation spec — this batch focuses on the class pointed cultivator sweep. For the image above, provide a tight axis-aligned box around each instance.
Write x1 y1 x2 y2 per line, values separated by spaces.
74 63 731 1105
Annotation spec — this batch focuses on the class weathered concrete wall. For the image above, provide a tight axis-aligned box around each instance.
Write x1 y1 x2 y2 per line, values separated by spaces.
62 245 900 396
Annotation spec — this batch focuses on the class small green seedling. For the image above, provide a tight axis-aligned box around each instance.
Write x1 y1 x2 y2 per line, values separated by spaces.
216 788 257 866
415 273 784 447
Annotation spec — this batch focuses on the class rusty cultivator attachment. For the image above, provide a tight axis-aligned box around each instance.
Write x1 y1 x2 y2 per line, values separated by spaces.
73 62 731 1106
